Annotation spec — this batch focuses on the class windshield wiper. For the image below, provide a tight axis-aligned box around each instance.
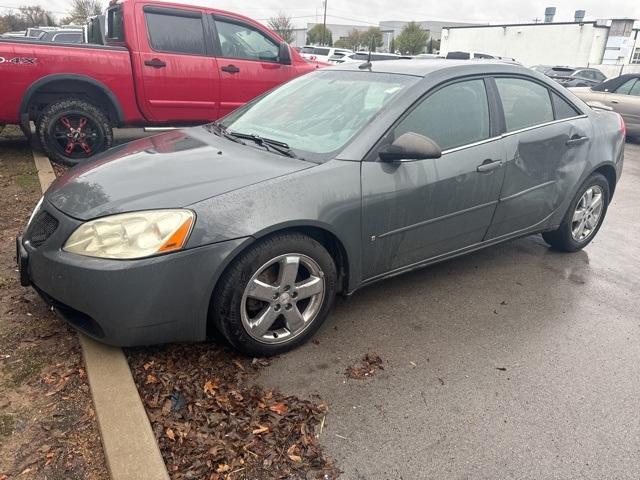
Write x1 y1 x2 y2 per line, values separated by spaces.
204 122 246 145
227 132 300 159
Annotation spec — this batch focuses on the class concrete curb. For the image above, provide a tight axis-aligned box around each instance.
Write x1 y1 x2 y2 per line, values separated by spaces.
30 142 170 480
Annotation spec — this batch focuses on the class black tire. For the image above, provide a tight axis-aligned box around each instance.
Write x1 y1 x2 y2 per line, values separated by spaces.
542 173 610 252
38 99 113 166
211 233 338 356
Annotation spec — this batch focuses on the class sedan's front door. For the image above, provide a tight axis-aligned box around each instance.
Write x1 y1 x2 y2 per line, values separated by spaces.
361 78 505 279
606 78 640 135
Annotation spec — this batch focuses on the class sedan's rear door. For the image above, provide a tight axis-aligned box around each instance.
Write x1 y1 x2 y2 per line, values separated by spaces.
361 78 506 279
485 76 592 239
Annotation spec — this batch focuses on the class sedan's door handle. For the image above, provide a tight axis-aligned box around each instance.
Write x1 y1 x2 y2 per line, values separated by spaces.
566 135 589 147
610 100 619 104
476 159 502 173
144 58 166 68
221 64 240 73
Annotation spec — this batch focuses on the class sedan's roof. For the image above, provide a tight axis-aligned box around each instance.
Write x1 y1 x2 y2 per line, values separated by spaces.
329 58 532 77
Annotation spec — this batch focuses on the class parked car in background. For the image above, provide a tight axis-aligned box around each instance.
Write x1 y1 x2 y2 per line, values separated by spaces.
17 60 624 356
570 74 640 138
0 0 319 165
0 31 27 38
445 51 498 59
300 45 352 62
38 29 84 43
328 51 412 64
533 66 607 87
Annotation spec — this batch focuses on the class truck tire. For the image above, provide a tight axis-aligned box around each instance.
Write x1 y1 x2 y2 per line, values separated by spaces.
38 99 113 166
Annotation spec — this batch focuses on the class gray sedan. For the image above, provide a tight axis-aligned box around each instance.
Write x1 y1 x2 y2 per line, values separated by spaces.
18 60 625 356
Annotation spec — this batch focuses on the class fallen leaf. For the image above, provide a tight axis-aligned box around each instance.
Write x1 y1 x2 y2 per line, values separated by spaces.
252 425 269 435
203 378 219 395
288 454 302 462
145 374 158 384
166 428 176 441
216 464 231 473
269 402 287 415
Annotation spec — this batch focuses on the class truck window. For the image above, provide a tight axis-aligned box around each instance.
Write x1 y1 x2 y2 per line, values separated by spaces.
145 10 205 55
215 19 279 62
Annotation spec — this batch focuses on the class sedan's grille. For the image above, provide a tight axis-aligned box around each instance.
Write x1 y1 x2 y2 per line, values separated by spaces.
26 211 59 247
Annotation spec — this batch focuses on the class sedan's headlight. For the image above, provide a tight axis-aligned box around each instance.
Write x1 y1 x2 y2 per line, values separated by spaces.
63 210 194 259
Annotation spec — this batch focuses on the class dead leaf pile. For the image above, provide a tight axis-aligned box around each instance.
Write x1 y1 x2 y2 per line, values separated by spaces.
345 353 384 380
127 344 339 479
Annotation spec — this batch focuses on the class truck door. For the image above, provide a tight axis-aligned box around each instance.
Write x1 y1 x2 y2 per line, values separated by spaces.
133 5 220 123
211 15 294 117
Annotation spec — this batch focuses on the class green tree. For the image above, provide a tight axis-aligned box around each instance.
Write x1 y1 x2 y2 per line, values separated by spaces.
333 38 349 49
395 22 429 55
306 24 332 46
360 27 383 52
267 12 294 44
61 0 103 25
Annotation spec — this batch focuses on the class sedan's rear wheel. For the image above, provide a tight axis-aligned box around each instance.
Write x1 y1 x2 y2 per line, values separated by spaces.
542 173 610 252
212 233 337 356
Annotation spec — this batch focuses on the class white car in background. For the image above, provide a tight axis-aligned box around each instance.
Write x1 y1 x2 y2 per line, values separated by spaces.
328 51 413 64
300 45 352 63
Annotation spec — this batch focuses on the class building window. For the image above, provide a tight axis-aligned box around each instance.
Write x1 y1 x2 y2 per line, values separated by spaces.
631 48 640 65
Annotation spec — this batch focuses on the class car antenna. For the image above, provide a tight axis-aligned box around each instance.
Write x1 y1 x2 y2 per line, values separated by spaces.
359 38 374 70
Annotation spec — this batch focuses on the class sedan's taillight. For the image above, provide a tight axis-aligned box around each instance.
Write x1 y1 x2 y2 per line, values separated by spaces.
619 114 626 137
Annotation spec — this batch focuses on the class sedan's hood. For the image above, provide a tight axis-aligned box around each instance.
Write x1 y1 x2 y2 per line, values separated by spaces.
47 127 315 220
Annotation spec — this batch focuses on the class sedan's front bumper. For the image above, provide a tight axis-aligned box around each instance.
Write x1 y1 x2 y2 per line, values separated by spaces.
20 202 251 346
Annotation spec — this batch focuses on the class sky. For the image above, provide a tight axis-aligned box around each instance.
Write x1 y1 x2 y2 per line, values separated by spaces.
1 0 639 28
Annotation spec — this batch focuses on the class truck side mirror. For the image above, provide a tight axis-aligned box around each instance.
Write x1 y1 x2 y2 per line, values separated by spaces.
279 42 292 65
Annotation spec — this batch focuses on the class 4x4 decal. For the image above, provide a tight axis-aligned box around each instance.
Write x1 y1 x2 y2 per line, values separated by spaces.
0 57 37 65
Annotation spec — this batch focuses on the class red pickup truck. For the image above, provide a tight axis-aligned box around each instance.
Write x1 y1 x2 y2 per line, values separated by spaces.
0 0 318 165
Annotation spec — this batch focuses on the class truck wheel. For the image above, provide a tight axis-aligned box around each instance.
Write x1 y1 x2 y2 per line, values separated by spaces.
38 99 113 166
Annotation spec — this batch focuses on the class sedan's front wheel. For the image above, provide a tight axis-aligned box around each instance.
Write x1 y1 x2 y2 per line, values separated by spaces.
212 233 337 356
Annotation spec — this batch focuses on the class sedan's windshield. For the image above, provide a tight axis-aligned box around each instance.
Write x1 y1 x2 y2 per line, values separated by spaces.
220 71 418 162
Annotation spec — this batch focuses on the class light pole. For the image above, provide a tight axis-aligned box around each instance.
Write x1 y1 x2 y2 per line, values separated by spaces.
321 0 328 46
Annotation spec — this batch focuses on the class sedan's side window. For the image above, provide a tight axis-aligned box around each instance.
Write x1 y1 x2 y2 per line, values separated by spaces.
215 19 279 62
616 79 638 95
630 81 640 96
496 77 554 132
393 79 490 151
551 92 580 120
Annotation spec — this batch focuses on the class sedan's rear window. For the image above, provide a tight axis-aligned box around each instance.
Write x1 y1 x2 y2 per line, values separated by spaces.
222 71 418 161
496 77 554 132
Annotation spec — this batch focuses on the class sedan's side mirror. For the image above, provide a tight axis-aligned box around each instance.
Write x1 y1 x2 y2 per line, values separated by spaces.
279 42 292 65
379 132 442 163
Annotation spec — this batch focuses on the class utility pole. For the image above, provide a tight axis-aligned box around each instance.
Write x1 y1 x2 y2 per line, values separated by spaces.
321 0 328 46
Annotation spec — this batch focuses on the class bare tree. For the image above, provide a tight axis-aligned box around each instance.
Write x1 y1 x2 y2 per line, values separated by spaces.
62 0 103 25
267 12 294 44
18 5 55 27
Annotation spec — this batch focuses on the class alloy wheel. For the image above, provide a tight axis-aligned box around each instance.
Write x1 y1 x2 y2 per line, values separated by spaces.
51 114 104 159
571 185 604 242
240 253 325 344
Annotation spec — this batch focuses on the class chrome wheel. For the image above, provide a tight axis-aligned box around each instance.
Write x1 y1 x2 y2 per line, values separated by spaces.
571 185 604 242
240 253 325 344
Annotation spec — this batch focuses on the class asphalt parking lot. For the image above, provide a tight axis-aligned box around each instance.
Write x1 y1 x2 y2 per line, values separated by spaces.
258 142 640 479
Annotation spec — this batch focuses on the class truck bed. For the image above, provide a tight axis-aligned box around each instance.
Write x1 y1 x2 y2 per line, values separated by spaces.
0 39 144 124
